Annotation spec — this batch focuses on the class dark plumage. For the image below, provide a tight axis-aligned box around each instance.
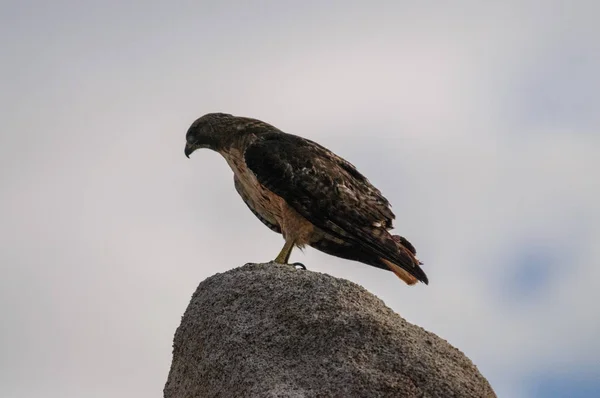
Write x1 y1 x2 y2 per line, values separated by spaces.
184 113 428 285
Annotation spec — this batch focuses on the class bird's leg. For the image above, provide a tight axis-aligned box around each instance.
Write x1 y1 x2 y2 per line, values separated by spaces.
273 239 295 264
273 241 307 270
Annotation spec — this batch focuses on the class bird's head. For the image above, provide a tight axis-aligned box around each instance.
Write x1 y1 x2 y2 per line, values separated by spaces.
184 113 235 158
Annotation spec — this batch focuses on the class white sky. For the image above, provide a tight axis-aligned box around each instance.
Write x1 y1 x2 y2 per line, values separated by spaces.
1 1 599 397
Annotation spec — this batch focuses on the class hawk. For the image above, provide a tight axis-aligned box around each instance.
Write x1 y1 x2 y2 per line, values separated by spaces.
184 113 428 285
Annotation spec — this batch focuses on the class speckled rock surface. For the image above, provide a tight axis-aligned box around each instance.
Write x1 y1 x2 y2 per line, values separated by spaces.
164 263 495 398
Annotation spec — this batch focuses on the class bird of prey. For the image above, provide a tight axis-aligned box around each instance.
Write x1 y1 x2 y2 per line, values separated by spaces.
184 113 428 285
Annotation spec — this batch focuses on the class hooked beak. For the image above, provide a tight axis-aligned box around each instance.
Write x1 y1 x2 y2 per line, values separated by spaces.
184 142 196 158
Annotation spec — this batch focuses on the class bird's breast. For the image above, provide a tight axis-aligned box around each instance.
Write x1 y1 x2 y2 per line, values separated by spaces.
222 148 284 228
221 147 320 246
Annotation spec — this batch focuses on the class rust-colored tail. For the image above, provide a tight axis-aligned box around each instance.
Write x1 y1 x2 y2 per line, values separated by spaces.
380 258 419 285
309 233 428 285
380 235 428 286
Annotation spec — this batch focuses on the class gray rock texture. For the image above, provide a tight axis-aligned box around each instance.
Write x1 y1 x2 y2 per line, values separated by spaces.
164 263 495 398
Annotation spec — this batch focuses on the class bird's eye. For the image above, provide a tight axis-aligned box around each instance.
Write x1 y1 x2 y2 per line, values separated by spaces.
186 132 199 144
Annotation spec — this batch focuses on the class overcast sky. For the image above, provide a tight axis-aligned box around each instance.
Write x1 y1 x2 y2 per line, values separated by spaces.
1 1 599 397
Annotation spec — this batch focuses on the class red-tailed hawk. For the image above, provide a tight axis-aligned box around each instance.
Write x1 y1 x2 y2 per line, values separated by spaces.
184 113 428 285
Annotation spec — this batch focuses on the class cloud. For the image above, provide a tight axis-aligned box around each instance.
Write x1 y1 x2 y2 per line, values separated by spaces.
1 1 598 397
527 372 600 398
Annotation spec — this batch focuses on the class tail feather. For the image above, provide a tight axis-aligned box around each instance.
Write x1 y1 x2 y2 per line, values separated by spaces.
309 233 428 285
380 258 420 285
383 235 429 285
392 235 417 256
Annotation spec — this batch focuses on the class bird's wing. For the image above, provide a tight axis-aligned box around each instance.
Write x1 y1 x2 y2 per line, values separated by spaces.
244 132 426 283
245 132 394 228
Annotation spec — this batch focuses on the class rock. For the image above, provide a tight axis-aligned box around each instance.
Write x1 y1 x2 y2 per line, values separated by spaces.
164 263 496 397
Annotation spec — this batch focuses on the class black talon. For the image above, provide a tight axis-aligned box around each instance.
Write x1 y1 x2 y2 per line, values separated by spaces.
292 262 306 270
